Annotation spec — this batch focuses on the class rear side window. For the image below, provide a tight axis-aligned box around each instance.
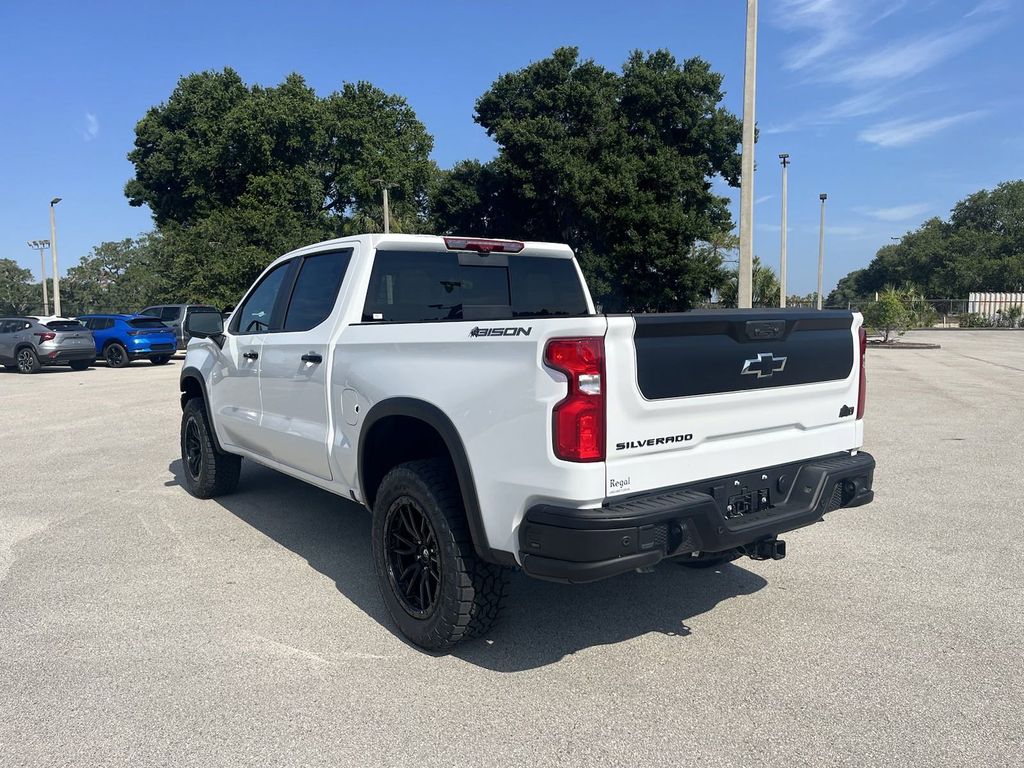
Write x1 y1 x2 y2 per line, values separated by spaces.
232 261 291 335
362 251 588 323
129 318 169 329
283 250 353 331
160 307 181 321
139 307 160 317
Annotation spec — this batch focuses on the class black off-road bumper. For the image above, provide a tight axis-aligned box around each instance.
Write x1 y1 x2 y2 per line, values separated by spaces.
519 451 875 583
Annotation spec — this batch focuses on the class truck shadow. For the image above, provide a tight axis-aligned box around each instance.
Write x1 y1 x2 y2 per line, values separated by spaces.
169 459 767 672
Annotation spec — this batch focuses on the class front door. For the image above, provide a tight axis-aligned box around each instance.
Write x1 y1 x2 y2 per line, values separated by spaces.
257 249 353 481
210 260 293 454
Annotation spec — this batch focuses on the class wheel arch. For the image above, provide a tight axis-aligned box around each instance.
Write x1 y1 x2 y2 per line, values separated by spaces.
179 366 226 454
359 397 512 566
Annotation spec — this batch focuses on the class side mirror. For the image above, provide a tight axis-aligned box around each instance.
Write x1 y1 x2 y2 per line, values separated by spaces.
185 311 225 346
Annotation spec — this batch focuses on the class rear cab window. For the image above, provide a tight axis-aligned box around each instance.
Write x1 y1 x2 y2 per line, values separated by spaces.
361 250 589 323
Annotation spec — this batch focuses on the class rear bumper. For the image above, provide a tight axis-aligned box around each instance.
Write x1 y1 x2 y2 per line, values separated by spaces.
128 341 176 357
39 348 95 365
518 451 875 583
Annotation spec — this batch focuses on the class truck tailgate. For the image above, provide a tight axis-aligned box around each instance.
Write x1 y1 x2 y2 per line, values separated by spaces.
603 310 864 499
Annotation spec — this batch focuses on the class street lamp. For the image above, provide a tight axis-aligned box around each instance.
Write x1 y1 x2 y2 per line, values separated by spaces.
778 153 790 308
49 197 62 317
371 179 397 234
817 193 828 310
27 239 51 315
737 0 758 309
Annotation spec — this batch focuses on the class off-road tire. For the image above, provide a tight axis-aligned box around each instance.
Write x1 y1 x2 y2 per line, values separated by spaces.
16 347 41 374
180 397 241 499
371 459 508 651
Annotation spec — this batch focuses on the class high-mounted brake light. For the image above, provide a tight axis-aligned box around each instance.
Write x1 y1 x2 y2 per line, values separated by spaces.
857 325 867 420
33 332 56 343
443 237 524 254
544 337 605 462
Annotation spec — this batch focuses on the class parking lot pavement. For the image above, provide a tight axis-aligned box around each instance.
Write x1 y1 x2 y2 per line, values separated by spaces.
1 332 1022 767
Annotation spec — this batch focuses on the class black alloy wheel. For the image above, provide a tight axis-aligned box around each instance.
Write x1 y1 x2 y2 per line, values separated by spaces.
105 343 128 368
183 416 203 482
384 496 442 618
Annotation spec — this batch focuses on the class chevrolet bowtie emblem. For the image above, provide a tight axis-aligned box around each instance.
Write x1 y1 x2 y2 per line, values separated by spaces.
742 352 787 379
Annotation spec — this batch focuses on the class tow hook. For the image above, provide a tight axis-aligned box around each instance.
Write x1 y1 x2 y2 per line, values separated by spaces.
742 538 787 561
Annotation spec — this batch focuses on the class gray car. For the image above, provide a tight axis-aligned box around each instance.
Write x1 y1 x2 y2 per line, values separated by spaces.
139 304 219 350
0 317 96 373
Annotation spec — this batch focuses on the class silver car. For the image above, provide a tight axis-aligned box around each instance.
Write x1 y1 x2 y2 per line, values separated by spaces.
0 317 96 373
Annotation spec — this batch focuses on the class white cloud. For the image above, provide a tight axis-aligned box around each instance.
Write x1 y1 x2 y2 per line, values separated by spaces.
83 112 99 141
755 195 774 205
774 0 864 71
966 0 1009 18
858 110 986 147
864 203 931 221
831 25 991 85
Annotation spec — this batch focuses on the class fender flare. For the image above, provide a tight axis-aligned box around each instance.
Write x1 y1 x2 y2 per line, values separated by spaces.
359 397 514 566
179 366 226 454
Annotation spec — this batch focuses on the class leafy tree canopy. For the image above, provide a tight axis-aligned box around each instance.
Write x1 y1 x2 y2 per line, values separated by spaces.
433 47 743 312
0 259 38 315
829 180 1024 304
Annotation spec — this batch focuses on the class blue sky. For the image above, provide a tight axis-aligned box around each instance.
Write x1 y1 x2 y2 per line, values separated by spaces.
1 0 1019 296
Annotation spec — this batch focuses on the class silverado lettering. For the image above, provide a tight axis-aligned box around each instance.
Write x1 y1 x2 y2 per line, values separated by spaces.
615 434 693 451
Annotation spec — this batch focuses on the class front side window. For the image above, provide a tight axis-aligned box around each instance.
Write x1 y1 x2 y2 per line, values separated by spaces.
233 261 291 335
283 250 353 331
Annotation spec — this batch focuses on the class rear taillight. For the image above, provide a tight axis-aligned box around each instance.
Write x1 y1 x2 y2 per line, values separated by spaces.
544 337 605 462
857 325 867 420
34 332 56 343
128 330 145 336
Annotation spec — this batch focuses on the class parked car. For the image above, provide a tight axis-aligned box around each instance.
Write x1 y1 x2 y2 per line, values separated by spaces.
138 304 219 350
178 234 875 651
0 317 95 373
78 314 178 368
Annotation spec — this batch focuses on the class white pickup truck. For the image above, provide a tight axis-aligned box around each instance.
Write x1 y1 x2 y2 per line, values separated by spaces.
179 234 875 650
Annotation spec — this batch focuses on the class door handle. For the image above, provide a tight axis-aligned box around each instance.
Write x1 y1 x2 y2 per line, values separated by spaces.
242 350 259 360
301 353 323 364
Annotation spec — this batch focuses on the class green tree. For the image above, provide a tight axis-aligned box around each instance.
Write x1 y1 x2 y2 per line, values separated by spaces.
830 180 1024 303
863 288 911 342
0 259 38 314
718 256 781 308
433 47 743 312
125 69 436 303
60 237 166 314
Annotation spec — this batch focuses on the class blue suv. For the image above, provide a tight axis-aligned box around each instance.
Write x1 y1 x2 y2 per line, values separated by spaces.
78 314 178 368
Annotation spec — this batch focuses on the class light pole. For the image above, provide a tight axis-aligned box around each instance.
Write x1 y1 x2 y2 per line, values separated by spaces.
817 193 827 310
371 179 396 234
738 0 758 309
778 153 789 308
49 197 62 316
27 240 50 315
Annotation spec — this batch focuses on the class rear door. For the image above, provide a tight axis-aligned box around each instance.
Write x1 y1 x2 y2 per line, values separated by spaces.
257 248 353 481
0 320 15 361
603 310 862 499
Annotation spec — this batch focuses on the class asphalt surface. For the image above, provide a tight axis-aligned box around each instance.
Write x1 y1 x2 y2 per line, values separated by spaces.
1 331 1022 767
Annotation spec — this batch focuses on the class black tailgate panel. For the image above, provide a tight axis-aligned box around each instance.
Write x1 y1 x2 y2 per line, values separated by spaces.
632 310 854 399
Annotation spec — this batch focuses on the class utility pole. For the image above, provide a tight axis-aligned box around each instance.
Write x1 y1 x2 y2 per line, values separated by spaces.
49 198 62 316
371 179 396 234
778 153 789 308
27 240 50 315
817 193 828 310
738 0 758 309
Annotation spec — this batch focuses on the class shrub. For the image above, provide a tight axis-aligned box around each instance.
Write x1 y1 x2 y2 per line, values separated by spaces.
863 289 911 342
